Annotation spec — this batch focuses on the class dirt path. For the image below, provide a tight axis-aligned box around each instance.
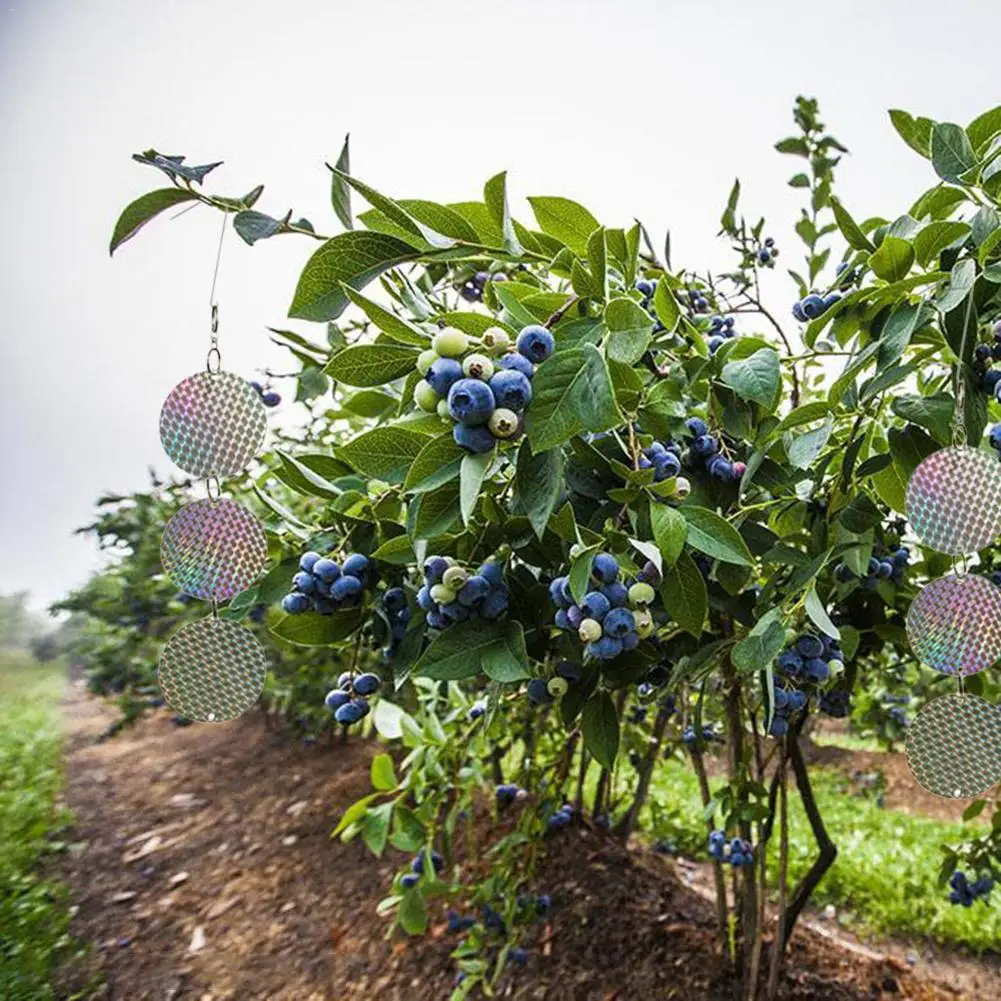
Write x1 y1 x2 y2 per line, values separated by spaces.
54 682 995 1001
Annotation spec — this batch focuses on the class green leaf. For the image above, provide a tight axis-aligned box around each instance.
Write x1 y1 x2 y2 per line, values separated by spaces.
660 549 708 637
569 545 599 605
731 608 787 673
604 297 653 364
891 393 955 443
413 618 528 681
652 278 681 333
650 503 687 566
271 608 365 646
330 134 353 229
362 801 393 856
869 236 914 282
484 171 523 255
968 105 1001 151
515 442 564 540
275 450 343 498
492 283 540 328
109 188 198 254
370 535 416 565
372 699 413 740
398 888 428 935
332 793 379 837
805 585 840 640
721 178 740 231
336 425 429 483
289 231 419 321
397 200 479 243
913 221 970 266
581 691 619 770
963 798 988 822
830 198 874 252
341 286 427 346
459 451 493 526
233 209 283 245
525 344 622 451
876 302 922 370
720 347 780 409
527 196 600 256
888 109 935 158
371 753 398 791
681 508 753 567
938 257 976 313
411 481 460 538
404 433 465 494
786 417 833 470
325 344 419 386
588 227 608 301
931 122 978 182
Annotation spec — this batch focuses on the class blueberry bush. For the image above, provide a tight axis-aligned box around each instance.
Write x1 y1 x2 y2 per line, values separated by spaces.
95 97 1001 997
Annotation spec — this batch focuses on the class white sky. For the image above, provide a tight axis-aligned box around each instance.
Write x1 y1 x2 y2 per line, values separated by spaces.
1 0 999 611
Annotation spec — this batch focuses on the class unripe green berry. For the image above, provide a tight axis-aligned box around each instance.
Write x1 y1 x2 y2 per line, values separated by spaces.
634 608 654 638
629 582 656 607
429 583 457 604
432 327 469 358
674 476 691 500
488 408 519 439
579 618 603 643
547 677 569 698
463 353 495 381
414 380 439 413
417 349 439 375
442 566 469 591
437 399 451 418
482 326 511 354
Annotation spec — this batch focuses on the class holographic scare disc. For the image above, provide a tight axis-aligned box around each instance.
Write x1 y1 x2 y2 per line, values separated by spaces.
161 498 267 602
158 617 267 722
905 447 1001 555
906 574 1001 677
905 693 1001 798
159 371 267 478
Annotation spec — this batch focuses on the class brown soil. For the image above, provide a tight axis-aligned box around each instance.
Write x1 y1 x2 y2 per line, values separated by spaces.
55 683 993 1001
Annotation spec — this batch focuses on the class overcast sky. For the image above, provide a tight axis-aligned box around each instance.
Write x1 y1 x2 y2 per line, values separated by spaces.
1 0 998 611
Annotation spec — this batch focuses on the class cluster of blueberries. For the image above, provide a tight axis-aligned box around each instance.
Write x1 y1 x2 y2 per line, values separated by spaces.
836 547 910 587
496 783 527 807
973 323 1001 396
324 670 380 726
546 802 575 834
684 417 747 484
769 686 809 736
774 632 846 731
446 909 477 934
684 287 711 314
756 236 778 267
639 439 689 496
526 660 581 706
458 269 507 303
886 704 909 728
706 314 738 355
683 724 720 745
417 556 509 628
249 380 281 408
819 689 850 719
791 290 841 323
399 848 444 890
708 831 754 866
467 698 488 721
414 323 553 453
280 551 369 616
380 586 411 657
550 552 656 661
949 870 994 907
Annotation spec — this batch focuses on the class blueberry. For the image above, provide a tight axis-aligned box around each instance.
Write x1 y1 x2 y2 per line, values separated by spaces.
353 673 380 696
432 327 469 357
787 690 807 711
589 635 624 660
332 575 362 600
707 334 725 354
448 378 496 426
801 294 825 319
488 408 520 439
400 873 420 890
313 558 341 583
335 702 364 725
777 651 803 675
769 716 789 737
261 391 281 407
592 552 620 584
516 324 555 363
792 301 807 323
342 553 369 579
628 581 656 606
325 689 350 711
489 369 532 411
621 630 639 650
453 423 496 453
299 551 322 573
692 434 718 457
499 353 535 379
635 279 654 296
804 658 830 683
426 357 464 397
578 618 603 643
292 572 316 594
566 604 582 628
877 560 894 579
463 353 495 381
976 344 993 362
601 581 629 607
990 425 1001 451
458 575 491 606
250 380 263 394
685 417 708 438
580 591 611 621
383 587 407 612
708 455 734 481
556 660 582 683
281 592 310 614
478 560 504 585
481 587 509 618
796 634 825 659
603 607 636 638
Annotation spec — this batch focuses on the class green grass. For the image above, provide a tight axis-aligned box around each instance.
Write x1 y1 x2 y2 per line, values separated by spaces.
635 755 1001 953
0 652 77 999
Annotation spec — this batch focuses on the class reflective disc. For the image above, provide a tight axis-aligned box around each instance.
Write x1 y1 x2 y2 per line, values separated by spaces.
159 371 267 478
158 617 267 722
905 694 1001 799
906 574 1001 677
162 498 267 602
905 447 1001 555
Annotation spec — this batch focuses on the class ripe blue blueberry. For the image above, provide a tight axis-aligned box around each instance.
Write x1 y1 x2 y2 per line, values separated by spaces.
325 689 350 711
282 592 310 614
383 587 406 612
792 301 807 323
708 455 734 481
580 591 611 621
353 673 380 696
313 558 341 583
769 716 789 737
489 369 532 411
566 604 582 628
603 607 636 638
342 553 369 579
693 434 718 457
478 560 504 585
589 635 623 660
801 294 825 319
426 357 464 397
400 873 420 890
292 572 316 594
335 701 364 725
481 588 510 619
527 678 553 705
550 577 571 608
499 353 535 379
601 581 629 607
778 651 803 675
635 279 654 296
261 391 281 407
332 575 362 600
708 334 725 354
458 575 491 606
453 423 496 453
804 657 830 683
556 660 582 683
448 378 496 426
685 417 708 438
796 634 825 659
990 425 1001 451
592 552 620 583
516 324 555 363
299 551 322 573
